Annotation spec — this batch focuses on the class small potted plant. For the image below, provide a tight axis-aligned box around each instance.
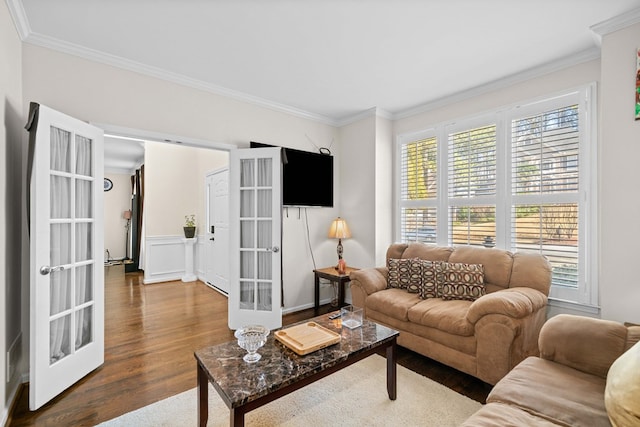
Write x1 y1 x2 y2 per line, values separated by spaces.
184 214 196 238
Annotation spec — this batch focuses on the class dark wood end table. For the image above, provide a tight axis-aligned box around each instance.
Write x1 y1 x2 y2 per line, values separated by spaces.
313 266 359 309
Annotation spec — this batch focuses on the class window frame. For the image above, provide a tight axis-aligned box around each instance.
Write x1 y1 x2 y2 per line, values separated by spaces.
395 83 598 308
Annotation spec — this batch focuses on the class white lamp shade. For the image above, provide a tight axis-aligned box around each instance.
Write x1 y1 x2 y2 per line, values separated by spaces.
328 217 351 239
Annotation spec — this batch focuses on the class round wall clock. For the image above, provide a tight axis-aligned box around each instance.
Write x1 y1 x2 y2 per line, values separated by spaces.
104 178 113 191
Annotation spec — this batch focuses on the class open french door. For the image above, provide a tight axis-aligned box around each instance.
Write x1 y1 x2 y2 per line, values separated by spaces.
28 104 104 410
228 147 282 330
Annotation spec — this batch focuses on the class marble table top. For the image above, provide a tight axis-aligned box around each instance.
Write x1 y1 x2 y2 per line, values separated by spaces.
194 312 398 409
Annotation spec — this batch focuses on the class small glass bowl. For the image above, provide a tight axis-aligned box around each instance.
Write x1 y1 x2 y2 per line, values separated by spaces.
235 325 270 363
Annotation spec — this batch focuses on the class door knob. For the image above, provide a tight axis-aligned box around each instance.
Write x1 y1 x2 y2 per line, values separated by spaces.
266 246 280 253
40 265 65 275
210 237 215 241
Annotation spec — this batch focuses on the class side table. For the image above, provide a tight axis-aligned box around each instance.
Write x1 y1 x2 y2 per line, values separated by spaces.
313 266 359 309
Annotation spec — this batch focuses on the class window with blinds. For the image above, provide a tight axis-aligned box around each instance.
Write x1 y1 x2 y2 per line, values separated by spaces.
399 136 437 243
396 85 596 307
511 105 580 288
448 125 496 246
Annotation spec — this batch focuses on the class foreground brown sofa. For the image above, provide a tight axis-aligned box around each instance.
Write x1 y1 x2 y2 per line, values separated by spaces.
350 243 551 385
462 314 640 426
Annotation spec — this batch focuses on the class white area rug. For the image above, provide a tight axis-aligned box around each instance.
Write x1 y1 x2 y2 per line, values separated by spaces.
97 355 482 426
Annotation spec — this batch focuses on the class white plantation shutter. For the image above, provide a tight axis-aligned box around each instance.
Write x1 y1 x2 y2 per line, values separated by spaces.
399 136 438 243
447 124 496 246
396 85 596 307
510 104 580 289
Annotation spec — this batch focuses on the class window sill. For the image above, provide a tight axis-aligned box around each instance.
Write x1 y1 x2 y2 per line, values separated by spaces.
547 297 600 317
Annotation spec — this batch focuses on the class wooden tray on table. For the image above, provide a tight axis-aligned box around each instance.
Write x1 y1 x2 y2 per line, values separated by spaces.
275 322 341 355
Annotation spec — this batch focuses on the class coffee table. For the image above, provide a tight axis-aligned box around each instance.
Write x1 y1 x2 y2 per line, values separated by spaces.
194 313 399 427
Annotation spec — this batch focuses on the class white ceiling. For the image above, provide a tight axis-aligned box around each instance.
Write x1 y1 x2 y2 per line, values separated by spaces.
11 0 640 125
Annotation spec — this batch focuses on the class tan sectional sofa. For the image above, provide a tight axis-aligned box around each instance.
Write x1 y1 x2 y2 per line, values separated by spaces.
350 243 552 385
462 314 640 426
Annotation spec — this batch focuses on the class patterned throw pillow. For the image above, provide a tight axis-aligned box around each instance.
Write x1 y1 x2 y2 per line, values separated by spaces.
388 258 421 290
418 261 437 299
406 258 424 293
435 262 485 301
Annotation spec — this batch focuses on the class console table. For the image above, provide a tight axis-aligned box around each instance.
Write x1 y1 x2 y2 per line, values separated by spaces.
313 266 358 309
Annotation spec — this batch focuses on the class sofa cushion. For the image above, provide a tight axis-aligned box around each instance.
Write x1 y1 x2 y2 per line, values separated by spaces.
366 288 421 321
407 298 474 336
448 245 513 292
417 260 437 299
605 340 640 427
488 357 610 427
387 258 419 290
435 262 486 301
461 402 561 427
402 243 453 262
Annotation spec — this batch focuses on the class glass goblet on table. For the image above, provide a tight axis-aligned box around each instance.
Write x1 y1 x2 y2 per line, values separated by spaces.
235 325 270 363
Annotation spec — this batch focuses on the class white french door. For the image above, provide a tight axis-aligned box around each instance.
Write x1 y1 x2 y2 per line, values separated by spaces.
205 168 230 295
29 104 104 410
228 147 282 330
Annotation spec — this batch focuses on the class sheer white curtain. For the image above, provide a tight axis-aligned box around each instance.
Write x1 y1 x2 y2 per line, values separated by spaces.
49 128 93 364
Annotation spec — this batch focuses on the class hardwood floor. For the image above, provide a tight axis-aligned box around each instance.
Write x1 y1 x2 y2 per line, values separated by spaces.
8 265 491 426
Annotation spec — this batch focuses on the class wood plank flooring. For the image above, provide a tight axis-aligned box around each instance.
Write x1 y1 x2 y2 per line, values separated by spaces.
8 265 491 426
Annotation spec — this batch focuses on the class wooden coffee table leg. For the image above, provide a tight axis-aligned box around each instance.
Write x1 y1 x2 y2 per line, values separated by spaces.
197 362 208 427
230 407 245 427
386 338 397 400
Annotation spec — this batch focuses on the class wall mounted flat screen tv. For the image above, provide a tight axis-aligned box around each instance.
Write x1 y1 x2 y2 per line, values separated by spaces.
250 141 334 207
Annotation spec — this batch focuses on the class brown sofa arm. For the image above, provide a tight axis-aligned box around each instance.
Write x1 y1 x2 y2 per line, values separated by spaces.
538 314 632 378
466 287 547 324
349 268 387 308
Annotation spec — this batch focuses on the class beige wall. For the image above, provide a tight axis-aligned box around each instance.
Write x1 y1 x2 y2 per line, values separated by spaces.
144 141 228 237
599 22 640 324
1 0 23 420
104 173 132 260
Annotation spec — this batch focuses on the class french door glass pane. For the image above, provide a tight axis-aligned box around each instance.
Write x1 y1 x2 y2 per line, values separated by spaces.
75 306 92 350
257 220 271 248
75 135 92 176
257 190 271 217
240 251 254 279
240 159 254 187
51 223 71 264
240 190 254 217
257 252 271 280
50 127 71 172
75 223 92 262
240 282 254 309
240 220 254 248
257 158 272 186
50 176 71 219
257 282 272 311
50 269 71 315
50 315 71 364
75 265 93 304
75 179 92 218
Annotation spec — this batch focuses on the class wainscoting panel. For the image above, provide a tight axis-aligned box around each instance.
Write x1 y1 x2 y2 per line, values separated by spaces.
143 236 201 284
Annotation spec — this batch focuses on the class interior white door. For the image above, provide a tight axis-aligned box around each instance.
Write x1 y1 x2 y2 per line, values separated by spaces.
29 104 104 410
205 168 229 295
228 147 282 330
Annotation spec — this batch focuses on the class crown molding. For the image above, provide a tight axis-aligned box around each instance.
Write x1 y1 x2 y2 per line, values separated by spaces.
336 107 394 127
19 29 341 127
393 47 601 121
590 7 640 44
6 0 31 39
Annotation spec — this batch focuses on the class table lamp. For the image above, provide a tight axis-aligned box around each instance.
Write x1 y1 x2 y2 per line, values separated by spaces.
328 217 351 273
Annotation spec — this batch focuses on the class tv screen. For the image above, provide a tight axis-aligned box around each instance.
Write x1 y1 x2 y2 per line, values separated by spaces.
250 142 334 207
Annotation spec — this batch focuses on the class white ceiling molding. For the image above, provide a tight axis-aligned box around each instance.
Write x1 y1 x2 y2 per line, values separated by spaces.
590 6 640 40
336 107 394 128
393 47 601 121
5 0 30 40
